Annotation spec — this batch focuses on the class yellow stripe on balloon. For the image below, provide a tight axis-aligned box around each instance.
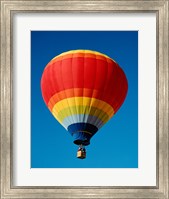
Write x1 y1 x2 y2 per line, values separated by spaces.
48 88 101 111
52 106 111 124
51 97 114 117
51 49 111 61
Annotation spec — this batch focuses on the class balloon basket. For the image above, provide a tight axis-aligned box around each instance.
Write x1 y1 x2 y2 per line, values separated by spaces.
77 146 86 159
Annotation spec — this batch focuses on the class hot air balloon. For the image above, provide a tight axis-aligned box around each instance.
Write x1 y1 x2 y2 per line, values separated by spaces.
41 50 128 159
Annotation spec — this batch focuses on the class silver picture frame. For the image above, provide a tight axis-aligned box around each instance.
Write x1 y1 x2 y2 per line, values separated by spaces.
0 0 168 198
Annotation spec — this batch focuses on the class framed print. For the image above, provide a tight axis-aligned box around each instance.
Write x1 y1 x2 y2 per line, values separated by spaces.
0 0 168 199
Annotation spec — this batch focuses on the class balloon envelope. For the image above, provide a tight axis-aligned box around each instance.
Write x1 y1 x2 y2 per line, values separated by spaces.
41 50 128 145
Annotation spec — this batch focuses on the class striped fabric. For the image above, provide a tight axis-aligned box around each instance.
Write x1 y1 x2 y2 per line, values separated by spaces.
41 50 128 145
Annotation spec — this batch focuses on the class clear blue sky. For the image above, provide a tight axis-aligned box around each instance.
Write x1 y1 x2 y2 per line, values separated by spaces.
31 31 138 168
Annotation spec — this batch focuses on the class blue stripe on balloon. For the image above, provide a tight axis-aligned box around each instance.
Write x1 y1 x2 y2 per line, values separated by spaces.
62 114 104 130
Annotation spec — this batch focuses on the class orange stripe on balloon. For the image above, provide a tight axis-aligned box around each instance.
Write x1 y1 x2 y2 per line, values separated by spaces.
52 49 111 60
46 53 113 69
48 88 105 112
